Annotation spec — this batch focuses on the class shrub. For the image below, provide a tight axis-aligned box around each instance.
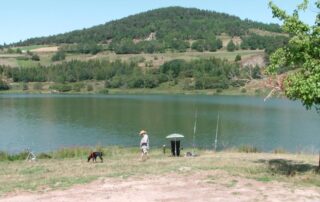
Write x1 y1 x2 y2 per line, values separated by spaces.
73 83 85 92
87 84 94 91
241 88 247 93
0 151 29 161
216 88 223 93
227 40 236 52
31 54 40 61
50 83 72 92
51 51 66 61
37 153 52 159
235 54 242 62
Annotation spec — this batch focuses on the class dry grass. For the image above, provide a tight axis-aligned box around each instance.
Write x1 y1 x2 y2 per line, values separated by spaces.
0 147 319 196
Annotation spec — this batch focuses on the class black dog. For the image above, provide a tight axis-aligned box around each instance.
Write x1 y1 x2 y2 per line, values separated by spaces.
87 152 103 163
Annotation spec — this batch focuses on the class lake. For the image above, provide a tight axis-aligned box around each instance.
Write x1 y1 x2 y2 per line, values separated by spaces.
0 94 319 153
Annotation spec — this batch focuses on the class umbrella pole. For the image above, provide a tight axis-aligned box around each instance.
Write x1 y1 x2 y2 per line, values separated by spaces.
175 138 177 157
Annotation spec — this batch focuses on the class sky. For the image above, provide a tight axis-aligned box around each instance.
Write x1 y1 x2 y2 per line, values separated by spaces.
0 0 317 44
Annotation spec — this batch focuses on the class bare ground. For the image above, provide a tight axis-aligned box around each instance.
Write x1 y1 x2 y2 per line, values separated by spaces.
30 47 58 53
2 170 320 202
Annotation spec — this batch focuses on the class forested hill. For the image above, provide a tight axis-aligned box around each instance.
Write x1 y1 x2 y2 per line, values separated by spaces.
15 7 283 46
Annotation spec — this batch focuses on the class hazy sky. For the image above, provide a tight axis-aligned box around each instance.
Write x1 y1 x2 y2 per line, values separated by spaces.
0 0 317 44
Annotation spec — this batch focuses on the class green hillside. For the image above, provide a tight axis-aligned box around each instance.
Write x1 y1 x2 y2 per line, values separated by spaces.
12 7 288 54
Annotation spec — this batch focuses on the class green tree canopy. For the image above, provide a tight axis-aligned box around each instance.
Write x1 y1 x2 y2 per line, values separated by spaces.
268 0 320 110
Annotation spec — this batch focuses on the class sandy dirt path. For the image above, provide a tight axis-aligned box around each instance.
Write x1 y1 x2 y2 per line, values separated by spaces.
1 171 320 202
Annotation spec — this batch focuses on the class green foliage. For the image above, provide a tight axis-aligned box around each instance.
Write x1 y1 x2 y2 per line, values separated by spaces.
241 88 247 93
60 42 103 55
268 0 320 109
51 51 66 61
240 34 288 53
227 40 236 52
191 37 222 52
2 56 255 90
16 48 22 54
235 54 242 62
49 83 72 92
252 65 262 79
0 151 28 161
72 83 85 92
87 84 94 91
14 7 283 54
31 54 40 61
160 59 187 78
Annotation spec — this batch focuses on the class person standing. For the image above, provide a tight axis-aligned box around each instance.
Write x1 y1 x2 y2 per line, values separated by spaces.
139 130 149 161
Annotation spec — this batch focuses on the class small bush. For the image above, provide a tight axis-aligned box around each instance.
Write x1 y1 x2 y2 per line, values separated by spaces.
98 89 109 94
235 54 241 62
31 54 40 61
73 83 85 92
87 84 94 91
51 51 66 61
0 151 29 161
50 83 72 92
216 88 223 93
241 88 247 93
37 153 52 159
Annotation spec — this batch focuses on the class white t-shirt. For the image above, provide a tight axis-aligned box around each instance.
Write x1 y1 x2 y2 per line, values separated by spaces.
140 134 149 149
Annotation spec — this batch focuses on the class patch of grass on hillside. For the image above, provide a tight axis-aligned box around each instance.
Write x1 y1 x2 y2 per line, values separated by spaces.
16 59 40 68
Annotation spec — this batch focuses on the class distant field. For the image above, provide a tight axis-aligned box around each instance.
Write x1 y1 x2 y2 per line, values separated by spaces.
1 48 264 68
66 49 265 68
248 28 289 37
30 46 58 53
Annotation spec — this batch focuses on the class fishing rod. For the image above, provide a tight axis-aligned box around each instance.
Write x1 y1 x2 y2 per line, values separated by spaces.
192 109 198 155
214 113 220 151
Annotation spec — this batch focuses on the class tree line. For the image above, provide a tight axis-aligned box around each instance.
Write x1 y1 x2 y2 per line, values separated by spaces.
0 58 260 91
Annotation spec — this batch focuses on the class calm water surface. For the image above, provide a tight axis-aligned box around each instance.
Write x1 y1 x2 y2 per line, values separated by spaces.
0 94 319 153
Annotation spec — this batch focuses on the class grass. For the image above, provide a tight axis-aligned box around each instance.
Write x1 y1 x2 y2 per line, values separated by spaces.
0 147 319 196
65 49 264 68
1 48 264 71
